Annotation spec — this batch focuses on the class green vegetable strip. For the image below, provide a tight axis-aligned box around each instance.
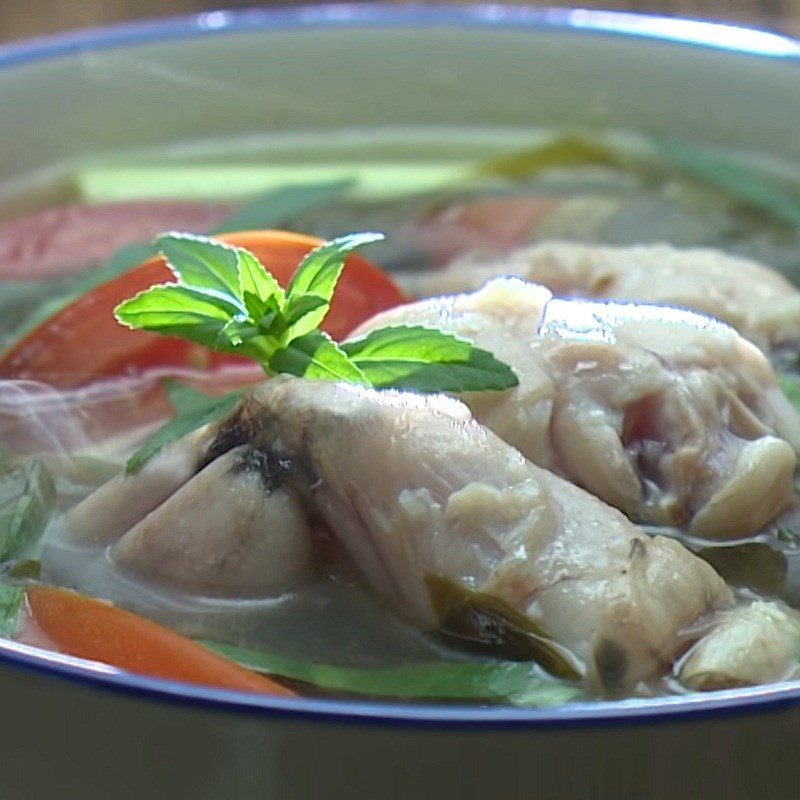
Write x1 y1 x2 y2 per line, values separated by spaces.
202 640 580 707
74 164 471 204
0 460 56 562
657 139 800 228
125 381 244 475
0 582 24 638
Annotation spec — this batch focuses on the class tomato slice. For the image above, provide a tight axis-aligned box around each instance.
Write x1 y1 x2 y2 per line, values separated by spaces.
0 229 404 388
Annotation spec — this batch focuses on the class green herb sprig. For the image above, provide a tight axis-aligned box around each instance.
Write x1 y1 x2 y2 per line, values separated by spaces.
114 231 519 393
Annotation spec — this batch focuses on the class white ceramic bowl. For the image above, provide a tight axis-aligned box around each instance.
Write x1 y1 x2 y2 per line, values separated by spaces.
3 8 800 798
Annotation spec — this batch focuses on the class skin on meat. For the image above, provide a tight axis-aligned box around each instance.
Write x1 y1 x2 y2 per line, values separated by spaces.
203 376 732 695
110 446 316 598
406 241 800 351
353 278 800 538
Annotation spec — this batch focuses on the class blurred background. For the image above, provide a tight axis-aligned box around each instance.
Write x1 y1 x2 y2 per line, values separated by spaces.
1 0 800 41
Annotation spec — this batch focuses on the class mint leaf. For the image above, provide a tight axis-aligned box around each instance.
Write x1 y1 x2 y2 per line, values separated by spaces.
115 284 244 349
101 240 159 278
126 381 245 474
283 232 384 339
156 233 245 306
269 330 370 384
239 248 284 320
342 325 519 392
278 294 328 333
115 231 519 396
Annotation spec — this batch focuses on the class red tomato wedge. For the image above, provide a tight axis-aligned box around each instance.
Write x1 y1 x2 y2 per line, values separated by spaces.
0 229 404 388
0 201 234 280
22 584 292 696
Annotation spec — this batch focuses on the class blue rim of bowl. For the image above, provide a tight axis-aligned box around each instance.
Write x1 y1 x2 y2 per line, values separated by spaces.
2 4 800 728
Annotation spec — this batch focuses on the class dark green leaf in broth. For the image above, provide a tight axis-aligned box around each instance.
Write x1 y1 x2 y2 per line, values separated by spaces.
695 543 788 600
4 559 41 581
424 575 581 681
342 325 519 392
201 640 580 706
269 330 370 384
209 179 355 234
656 139 800 229
0 582 24 637
0 459 56 562
474 136 619 180
99 240 158 278
125 381 244 475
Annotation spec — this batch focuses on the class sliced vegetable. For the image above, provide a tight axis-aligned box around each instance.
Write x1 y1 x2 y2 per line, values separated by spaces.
125 380 244 475
657 139 800 229
474 136 620 180
407 196 559 264
115 232 518 394
0 582 23 637
0 200 233 280
2 180 357 344
209 180 354 235
0 230 404 387
99 179 356 278
75 163 472 203
778 372 800 408
696 543 787 599
18 584 291 695
203 640 580 706
0 459 55 562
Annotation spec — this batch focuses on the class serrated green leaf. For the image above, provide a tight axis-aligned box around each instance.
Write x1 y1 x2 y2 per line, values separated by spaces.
283 232 384 338
342 325 519 392
115 284 243 349
269 330 370 384
278 294 328 334
201 639 580 705
238 248 284 319
126 381 245 474
156 233 245 306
